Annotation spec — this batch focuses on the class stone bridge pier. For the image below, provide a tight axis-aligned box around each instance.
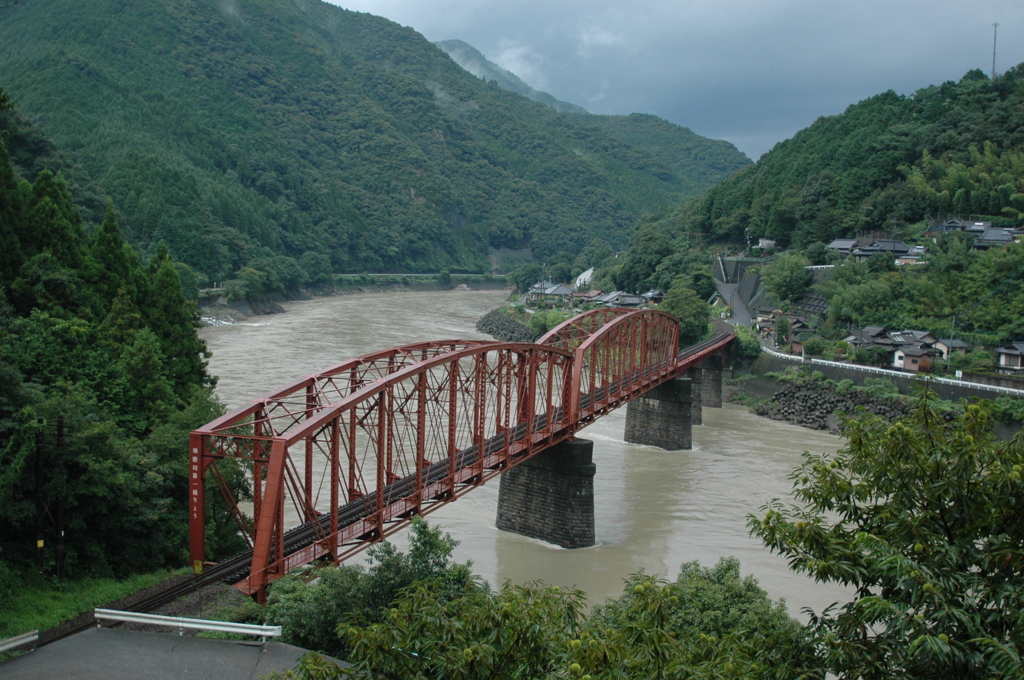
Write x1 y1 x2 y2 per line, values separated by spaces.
622 354 726 451
624 377 695 450
496 438 595 548
700 355 724 408
494 352 728 547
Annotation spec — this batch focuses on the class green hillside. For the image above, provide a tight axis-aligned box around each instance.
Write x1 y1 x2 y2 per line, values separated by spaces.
436 40 751 200
625 66 1024 258
0 0 748 284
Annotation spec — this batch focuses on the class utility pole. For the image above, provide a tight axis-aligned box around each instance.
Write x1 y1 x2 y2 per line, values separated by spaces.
55 415 66 582
992 22 999 78
35 423 45 573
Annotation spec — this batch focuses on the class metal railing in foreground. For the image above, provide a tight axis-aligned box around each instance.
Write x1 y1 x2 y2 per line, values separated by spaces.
93 609 282 641
0 630 39 653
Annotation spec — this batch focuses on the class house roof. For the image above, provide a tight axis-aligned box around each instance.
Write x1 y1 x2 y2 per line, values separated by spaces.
827 238 858 251
900 329 935 341
997 342 1024 355
594 291 643 306
844 325 888 345
899 346 939 357
937 338 971 349
530 281 572 296
594 291 623 304
975 228 1014 245
855 239 911 254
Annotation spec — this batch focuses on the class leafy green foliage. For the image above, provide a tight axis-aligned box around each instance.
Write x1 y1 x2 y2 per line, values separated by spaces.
660 279 711 346
801 235 1024 344
762 252 811 304
750 390 1024 678
592 561 819 680
606 65 1024 315
337 557 815 680
345 579 583 680
0 117 242 591
264 518 478 659
528 309 573 338
733 325 763 359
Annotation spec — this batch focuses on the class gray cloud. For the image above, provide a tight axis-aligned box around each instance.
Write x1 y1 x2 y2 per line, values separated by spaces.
330 1 1024 158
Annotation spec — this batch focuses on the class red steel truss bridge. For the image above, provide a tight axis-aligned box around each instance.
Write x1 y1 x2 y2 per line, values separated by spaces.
188 308 735 600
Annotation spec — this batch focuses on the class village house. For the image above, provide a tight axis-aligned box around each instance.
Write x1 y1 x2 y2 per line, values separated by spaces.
641 289 665 304
923 219 1020 251
972 227 1015 250
924 218 992 237
851 239 911 262
594 291 643 307
843 326 949 372
933 338 972 359
893 345 941 372
843 325 891 350
528 281 573 306
826 238 860 256
571 289 604 304
995 342 1024 373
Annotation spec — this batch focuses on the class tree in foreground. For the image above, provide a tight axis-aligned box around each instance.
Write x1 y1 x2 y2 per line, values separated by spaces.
749 389 1024 679
264 518 478 659
317 557 812 679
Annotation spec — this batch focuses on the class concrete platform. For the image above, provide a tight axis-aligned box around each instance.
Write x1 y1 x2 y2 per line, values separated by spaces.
1 626 330 679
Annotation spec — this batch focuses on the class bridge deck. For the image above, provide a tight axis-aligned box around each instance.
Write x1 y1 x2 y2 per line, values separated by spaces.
188 309 735 599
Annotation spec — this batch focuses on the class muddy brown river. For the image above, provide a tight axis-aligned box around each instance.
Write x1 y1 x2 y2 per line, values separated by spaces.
200 289 850 616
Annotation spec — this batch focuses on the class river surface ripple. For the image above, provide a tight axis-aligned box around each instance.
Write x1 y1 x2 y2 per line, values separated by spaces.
200 290 850 616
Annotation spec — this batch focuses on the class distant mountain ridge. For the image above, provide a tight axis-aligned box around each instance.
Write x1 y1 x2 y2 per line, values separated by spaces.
436 37 751 211
435 39 588 115
0 0 749 283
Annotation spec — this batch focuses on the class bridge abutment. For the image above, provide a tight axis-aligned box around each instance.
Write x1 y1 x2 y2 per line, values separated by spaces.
624 377 693 450
496 438 595 548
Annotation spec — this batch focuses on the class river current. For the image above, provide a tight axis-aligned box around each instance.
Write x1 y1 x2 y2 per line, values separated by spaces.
200 289 850 617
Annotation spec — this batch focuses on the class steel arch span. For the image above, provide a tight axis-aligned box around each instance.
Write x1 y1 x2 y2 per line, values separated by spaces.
188 308 735 600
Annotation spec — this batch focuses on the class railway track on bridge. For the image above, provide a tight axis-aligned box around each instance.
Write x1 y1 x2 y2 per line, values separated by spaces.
33 326 732 647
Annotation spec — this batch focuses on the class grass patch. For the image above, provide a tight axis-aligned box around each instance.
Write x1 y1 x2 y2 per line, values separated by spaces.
1 568 187 639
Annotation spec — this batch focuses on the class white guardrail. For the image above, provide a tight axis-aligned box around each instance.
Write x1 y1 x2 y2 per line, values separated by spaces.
94 609 282 641
0 630 39 653
760 345 1024 397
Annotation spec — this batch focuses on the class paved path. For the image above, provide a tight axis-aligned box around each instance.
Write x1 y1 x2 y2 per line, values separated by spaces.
714 280 752 328
0 627 343 679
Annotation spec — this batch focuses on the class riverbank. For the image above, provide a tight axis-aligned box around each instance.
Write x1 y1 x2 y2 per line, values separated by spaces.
200 280 511 326
728 359 1023 439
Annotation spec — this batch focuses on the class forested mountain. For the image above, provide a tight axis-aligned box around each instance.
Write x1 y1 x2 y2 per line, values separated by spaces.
607 66 1024 293
436 40 751 201
0 88 245 603
0 0 748 285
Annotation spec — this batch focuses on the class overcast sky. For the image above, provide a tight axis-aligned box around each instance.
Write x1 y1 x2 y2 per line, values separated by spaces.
328 1 1024 159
